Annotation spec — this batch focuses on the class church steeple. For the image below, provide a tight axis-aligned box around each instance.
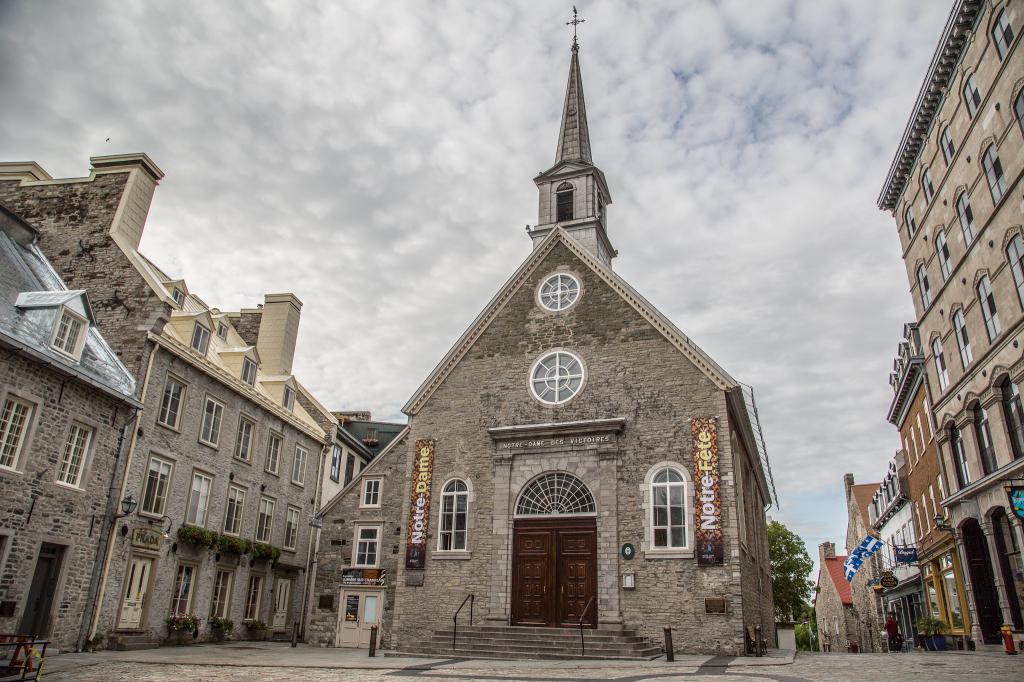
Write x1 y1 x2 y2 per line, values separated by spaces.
528 27 615 268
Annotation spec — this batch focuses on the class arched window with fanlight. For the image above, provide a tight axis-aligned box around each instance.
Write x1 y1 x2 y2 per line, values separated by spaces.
950 425 971 489
1003 378 1024 461
992 9 1016 60
983 145 1008 203
1015 89 1024 133
643 463 692 554
1007 235 1024 309
956 192 976 243
976 275 1000 340
904 205 917 239
437 479 469 551
973 403 998 476
917 265 932 308
555 182 574 222
935 230 952 280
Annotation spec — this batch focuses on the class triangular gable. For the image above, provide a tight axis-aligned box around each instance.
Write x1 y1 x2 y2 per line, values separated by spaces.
403 227 736 415
15 289 95 323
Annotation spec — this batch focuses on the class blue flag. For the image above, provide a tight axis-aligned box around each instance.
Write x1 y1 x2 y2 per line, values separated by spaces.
843 536 883 582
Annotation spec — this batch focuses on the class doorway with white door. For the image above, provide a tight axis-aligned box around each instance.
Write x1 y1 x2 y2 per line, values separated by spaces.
336 589 383 648
116 554 155 630
272 577 292 631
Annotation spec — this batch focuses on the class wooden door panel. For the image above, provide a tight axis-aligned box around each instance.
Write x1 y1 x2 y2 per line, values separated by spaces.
512 529 553 625
512 519 596 628
557 529 596 627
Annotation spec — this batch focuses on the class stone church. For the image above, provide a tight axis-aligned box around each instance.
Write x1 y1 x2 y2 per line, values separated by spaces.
311 41 776 657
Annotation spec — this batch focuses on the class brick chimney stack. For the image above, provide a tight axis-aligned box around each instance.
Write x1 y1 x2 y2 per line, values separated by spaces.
819 541 836 563
843 473 855 502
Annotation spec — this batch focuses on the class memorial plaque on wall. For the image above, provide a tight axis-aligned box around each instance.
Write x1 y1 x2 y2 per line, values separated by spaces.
405 439 435 570
705 597 728 614
692 417 723 565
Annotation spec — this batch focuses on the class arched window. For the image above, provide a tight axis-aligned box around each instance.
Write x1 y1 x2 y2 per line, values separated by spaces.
956 193 976 244
1015 89 1024 133
950 425 971 488
643 464 691 553
904 205 917 238
1008 236 1024 310
935 230 952 280
983 145 1008 203
438 479 469 551
555 182 574 222
952 309 972 368
921 169 935 203
973 404 997 476
917 265 932 308
941 126 956 163
932 338 949 390
1002 379 1024 460
993 9 1015 59
515 472 595 516
963 75 982 118
976 275 1000 340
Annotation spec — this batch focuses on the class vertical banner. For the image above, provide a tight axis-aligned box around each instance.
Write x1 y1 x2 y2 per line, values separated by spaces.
405 439 435 570
692 417 723 565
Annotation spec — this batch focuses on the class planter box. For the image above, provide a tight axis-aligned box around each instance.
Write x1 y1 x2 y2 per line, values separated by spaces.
166 630 196 646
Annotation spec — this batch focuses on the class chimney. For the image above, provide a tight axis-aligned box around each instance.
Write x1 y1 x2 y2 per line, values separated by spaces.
843 473 855 501
819 541 836 563
256 293 303 375
91 154 164 252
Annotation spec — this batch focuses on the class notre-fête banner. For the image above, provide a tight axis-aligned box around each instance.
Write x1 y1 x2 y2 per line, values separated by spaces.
692 417 723 565
405 439 435 570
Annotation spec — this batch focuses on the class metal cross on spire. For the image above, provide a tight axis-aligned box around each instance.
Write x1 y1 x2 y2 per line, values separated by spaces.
567 5 585 48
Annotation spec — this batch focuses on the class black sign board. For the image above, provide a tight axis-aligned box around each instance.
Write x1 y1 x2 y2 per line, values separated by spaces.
342 568 386 587
621 543 635 560
880 573 899 589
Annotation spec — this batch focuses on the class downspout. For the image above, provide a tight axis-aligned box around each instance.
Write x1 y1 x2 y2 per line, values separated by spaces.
84 344 158 644
75 405 139 652
299 437 329 640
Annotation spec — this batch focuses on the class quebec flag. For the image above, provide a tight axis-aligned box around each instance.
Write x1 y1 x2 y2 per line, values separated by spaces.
843 535 883 582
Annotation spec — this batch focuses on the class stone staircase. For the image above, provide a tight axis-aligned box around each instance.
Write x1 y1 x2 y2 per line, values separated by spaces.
109 633 159 651
392 624 663 660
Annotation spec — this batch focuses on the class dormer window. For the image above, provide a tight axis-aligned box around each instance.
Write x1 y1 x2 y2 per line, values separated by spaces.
190 323 211 355
283 385 295 411
241 357 257 386
217 322 228 340
555 183 574 222
172 288 185 307
51 308 86 359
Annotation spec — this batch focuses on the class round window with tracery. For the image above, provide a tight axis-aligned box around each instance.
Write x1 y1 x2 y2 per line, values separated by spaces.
538 273 580 312
530 351 584 405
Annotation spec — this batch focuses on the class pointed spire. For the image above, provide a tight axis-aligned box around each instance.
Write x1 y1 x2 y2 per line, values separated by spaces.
555 44 593 165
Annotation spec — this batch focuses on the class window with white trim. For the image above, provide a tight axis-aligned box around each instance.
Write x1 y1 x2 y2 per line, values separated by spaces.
977 275 1000 340
200 397 224 446
538 273 580 311
283 386 295 411
983 144 1008 204
951 425 971 488
956 193 976 243
935 230 952 280
217 322 228 340
265 432 282 474
256 496 275 543
170 563 197 616
291 445 307 485
921 169 934 203
244 574 263 621
353 526 380 567
904 205 917 238
361 478 382 508
932 338 949 391
284 506 300 550
57 422 92 487
210 569 234 619
0 397 32 471
952 310 972 368
241 357 257 386
530 351 584 405
1017 89 1024 133
993 9 1015 59
963 75 981 117
329 445 341 483
141 455 173 516
940 126 955 164
157 375 185 429
234 416 255 462
172 288 185 307
51 308 85 358
224 485 246 535
650 466 689 549
916 265 931 308
185 471 213 526
438 479 468 551
190 322 211 355
1008 236 1024 310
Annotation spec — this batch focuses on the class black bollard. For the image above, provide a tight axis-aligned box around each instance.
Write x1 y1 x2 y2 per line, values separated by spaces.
369 625 378 657
291 622 299 648
664 626 674 662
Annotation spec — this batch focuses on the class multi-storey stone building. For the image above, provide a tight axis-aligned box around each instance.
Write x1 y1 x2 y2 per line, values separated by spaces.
0 155 329 648
877 0 1024 646
0 206 139 652
842 473 883 653
814 542 857 652
886 322 971 645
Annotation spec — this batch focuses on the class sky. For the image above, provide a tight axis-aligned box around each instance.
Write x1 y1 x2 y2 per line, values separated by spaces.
0 0 952 578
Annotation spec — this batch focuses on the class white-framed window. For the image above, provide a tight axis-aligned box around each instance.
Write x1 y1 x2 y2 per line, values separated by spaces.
530 350 584 405
963 74 981 117
940 126 955 164
291 445 307 485
0 397 33 471
244 574 263 621
217 322 228 340
210 569 234 619
932 338 949 390
283 386 295 411
284 506 300 550
921 169 934 203
56 422 92 487
538 273 581 312
200 397 224 446
330 445 341 483
353 526 380 567
141 455 173 516
437 479 468 551
256 496 275 543
916 265 931 308
1008 235 1024 310
172 288 185 307
157 375 185 429
649 466 690 550
170 563 197 616
952 426 971 488
190 322 211 355
224 485 246 536
904 205 917 238
185 471 213 526
265 432 282 475
956 193 976 243
983 144 1008 204
361 478 382 508
952 310 972 368
50 307 86 359
234 416 256 462
241 357 257 386
977 275 1000 340
935 230 952 280
993 9 1015 59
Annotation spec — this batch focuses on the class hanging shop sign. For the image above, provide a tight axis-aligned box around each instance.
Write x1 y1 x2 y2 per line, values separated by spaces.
405 439 435 570
894 546 918 564
692 417 723 565
342 568 387 587
131 527 162 551
1008 486 1024 520
879 571 899 589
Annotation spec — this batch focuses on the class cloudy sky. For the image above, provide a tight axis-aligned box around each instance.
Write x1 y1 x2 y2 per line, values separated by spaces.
1 1 951 574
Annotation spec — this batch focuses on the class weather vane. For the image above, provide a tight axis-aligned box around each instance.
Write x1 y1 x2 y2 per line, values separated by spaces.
567 5 585 47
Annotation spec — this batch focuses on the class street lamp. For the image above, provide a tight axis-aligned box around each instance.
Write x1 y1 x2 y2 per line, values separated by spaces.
116 495 138 518
934 514 954 533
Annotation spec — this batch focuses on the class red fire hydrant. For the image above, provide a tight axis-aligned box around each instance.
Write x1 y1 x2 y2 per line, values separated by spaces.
1000 624 1017 655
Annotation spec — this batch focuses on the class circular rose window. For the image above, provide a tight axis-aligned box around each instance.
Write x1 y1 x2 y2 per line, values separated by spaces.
530 351 584 405
538 273 580 312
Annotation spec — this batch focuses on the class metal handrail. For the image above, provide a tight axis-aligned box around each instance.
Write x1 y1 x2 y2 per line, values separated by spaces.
578 595 596 657
452 593 474 650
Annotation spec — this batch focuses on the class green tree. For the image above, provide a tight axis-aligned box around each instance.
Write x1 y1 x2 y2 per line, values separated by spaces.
768 520 815 623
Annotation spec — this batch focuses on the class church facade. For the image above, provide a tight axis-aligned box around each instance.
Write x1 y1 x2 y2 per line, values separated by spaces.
313 42 776 656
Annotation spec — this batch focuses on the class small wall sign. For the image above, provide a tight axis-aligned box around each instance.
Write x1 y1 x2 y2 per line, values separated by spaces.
705 598 727 614
131 527 161 551
879 573 899 589
621 543 635 560
342 568 386 586
1008 486 1024 520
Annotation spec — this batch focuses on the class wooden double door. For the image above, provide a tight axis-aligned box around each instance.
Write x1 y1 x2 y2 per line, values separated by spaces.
511 517 596 628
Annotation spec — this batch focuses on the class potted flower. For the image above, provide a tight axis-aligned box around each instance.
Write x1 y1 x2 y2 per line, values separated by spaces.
208 616 235 641
165 614 199 645
244 619 268 641
177 525 217 550
915 616 949 651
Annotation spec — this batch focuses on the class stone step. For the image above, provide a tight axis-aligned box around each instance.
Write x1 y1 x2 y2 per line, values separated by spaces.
415 639 662 655
441 624 638 635
393 645 663 661
432 633 649 645
110 635 159 651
